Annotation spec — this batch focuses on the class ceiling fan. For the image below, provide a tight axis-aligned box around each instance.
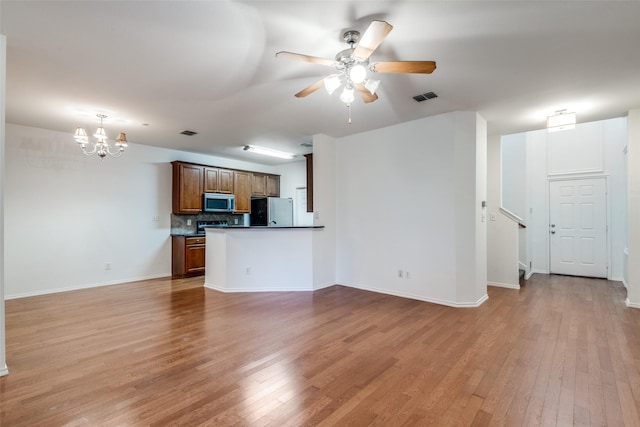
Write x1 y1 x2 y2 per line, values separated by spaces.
276 20 436 107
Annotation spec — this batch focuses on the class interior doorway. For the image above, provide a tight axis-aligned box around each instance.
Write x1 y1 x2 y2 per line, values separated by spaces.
549 177 608 278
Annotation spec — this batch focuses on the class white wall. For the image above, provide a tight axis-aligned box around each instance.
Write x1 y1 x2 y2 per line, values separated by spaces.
487 135 520 288
626 110 640 307
501 133 527 219
310 133 337 289
274 160 313 226
510 118 628 279
334 112 487 307
0 33 8 376
3 123 296 298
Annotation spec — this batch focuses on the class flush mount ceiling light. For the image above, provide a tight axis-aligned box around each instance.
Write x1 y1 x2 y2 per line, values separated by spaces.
547 110 576 132
276 20 436 124
243 145 294 160
74 114 128 159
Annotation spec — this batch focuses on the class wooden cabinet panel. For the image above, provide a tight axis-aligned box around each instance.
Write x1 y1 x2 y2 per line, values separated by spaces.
172 162 204 214
233 171 252 213
252 173 267 196
304 154 313 212
218 169 234 194
266 175 280 197
252 173 280 197
172 236 205 277
184 245 205 274
204 167 233 194
172 162 275 214
204 167 219 193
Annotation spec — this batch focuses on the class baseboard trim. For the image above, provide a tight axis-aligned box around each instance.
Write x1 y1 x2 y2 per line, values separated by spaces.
625 298 640 309
488 281 520 290
0 363 8 377
5 273 171 300
204 282 317 293
342 282 489 308
205 281 489 308
528 269 547 279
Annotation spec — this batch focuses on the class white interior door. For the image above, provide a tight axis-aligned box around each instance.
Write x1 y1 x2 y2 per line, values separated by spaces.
549 178 608 278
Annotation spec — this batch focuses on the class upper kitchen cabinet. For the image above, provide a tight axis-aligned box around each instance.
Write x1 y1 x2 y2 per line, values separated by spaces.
172 162 204 214
172 161 281 214
266 175 280 197
251 173 280 197
203 167 219 193
233 171 252 213
219 169 234 194
204 167 234 194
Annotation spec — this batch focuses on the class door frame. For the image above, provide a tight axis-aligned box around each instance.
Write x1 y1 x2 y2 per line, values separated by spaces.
547 175 611 279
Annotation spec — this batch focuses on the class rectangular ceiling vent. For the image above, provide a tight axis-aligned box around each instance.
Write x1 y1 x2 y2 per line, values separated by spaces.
413 92 438 102
180 130 198 136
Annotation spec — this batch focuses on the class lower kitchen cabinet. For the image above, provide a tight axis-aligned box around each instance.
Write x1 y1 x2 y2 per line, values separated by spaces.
172 235 206 277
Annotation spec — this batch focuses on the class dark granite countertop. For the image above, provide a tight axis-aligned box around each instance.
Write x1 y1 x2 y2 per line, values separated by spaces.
171 226 323 237
204 226 325 230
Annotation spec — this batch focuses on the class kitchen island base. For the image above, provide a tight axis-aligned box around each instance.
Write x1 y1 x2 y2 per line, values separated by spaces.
204 227 326 292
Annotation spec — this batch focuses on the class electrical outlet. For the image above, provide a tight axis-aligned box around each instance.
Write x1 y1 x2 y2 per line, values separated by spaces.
398 269 404 278
152 215 160 222
405 271 410 279
246 267 252 275
234 218 239 225
187 219 192 226
104 263 111 270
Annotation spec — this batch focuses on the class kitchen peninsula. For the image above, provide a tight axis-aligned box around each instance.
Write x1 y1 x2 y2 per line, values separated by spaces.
204 226 324 292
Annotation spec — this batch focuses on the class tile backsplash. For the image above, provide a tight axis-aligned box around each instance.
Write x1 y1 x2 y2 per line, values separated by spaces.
171 213 247 235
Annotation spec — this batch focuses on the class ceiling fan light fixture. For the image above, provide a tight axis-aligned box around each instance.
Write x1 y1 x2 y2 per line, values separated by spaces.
349 64 367 84
340 85 355 104
364 78 380 95
243 145 294 160
324 74 342 95
547 110 576 132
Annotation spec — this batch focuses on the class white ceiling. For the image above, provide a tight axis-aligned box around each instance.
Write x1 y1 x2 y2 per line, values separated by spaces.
2 1 640 165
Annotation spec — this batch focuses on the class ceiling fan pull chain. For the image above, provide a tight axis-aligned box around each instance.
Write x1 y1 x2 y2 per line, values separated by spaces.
347 103 352 124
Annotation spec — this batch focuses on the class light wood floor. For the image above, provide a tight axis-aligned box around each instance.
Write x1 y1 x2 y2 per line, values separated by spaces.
2 274 640 426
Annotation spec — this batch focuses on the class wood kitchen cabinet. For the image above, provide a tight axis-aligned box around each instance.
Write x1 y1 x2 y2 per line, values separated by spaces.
233 171 252 213
172 162 204 214
204 167 234 194
304 153 313 212
172 235 206 277
266 175 280 197
172 161 280 214
251 173 280 197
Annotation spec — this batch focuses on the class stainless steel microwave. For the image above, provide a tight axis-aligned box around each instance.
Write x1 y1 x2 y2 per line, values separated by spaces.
203 193 235 212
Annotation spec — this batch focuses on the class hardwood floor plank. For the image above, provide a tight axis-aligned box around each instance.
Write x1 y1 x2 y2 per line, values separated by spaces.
2 274 640 426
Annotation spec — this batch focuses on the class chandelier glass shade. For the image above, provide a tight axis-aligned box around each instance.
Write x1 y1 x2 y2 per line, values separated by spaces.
74 114 128 159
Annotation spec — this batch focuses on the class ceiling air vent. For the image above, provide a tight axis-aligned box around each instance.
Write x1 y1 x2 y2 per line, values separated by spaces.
180 130 198 136
413 91 438 102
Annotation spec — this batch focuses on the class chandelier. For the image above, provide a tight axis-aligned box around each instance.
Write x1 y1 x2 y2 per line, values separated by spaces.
73 114 128 159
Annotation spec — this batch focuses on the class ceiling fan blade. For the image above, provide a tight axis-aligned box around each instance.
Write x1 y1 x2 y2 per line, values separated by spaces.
295 79 325 98
371 61 437 74
352 20 393 60
276 51 336 67
355 83 379 104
